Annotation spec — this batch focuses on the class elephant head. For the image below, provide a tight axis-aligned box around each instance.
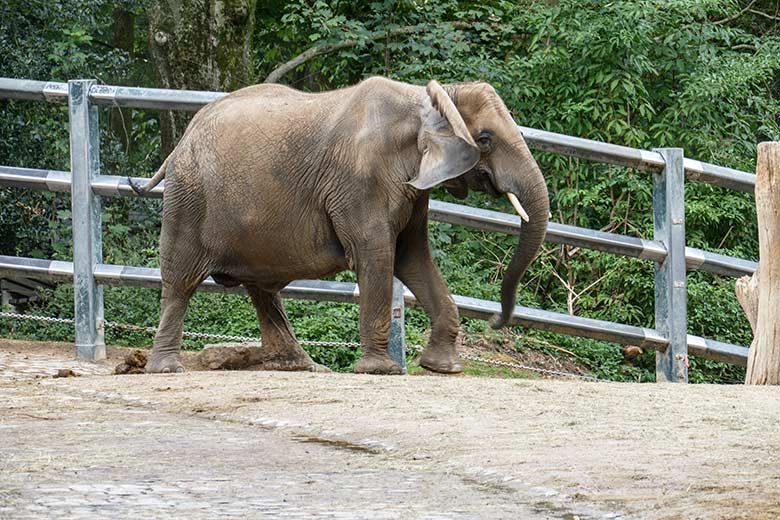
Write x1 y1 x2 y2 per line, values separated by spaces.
410 80 550 329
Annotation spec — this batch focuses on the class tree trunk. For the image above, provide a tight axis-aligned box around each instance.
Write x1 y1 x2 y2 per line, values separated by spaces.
109 7 135 153
744 141 780 385
148 0 257 154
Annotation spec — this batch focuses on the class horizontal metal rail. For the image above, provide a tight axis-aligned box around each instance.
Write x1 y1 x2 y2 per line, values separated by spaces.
684 247 757 278
682 159 756 194
519 127 755 193
0 78 224 111
0 166 72 192
0 255 748 365
0 78 755 192
0 166 757 277
431 200 757 277
429 199 667 263
0 78 66 102
89 84 225 111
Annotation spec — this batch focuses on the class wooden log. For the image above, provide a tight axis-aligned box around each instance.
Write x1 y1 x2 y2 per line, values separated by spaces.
735 273 758 333
745 142 780 385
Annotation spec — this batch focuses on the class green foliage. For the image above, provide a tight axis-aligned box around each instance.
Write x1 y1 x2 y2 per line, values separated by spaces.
2 0 777 382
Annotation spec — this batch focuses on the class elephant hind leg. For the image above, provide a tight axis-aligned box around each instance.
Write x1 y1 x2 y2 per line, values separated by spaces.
246 285 326 372
146 176 211 373
147 238 209 373
146 277 205 373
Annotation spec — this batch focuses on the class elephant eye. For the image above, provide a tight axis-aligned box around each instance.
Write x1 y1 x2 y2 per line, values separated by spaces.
476 135 492 152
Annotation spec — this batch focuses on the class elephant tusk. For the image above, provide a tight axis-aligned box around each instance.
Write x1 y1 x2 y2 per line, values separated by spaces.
507 193 529 223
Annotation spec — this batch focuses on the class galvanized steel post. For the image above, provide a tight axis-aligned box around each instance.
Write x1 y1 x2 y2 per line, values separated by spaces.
388 277 406 373
68 80 106 361
653 148 688 382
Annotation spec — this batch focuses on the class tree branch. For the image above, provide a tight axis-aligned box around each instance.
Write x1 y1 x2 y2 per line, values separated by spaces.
713 0 756 25
264 21 471 84
748 8 780 21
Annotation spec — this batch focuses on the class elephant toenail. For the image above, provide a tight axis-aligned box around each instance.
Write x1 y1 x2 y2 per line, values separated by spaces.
175 366 184 373
162 367 171 373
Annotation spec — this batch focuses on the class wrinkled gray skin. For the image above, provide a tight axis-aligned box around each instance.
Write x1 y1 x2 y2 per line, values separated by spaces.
134 77 549 375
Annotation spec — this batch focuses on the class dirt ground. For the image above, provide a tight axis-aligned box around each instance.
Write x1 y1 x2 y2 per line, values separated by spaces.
1 339 779 519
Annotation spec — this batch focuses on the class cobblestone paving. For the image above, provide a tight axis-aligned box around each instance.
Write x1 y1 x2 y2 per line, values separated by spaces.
1 381 560 519
3 341 779 519
0 350 113 380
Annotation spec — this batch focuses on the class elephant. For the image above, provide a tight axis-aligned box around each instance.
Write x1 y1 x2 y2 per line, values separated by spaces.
131 76 549 375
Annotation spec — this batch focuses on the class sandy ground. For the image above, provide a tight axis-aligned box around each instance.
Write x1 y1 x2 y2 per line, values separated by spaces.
1 339 779 519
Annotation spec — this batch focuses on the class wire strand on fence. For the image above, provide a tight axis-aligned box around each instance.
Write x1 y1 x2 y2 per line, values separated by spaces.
0 311 603 381
462 352 605 382
106 321 258 343
0 310 74 324
0 311 364 348
405 343 606 382
108 320 364 348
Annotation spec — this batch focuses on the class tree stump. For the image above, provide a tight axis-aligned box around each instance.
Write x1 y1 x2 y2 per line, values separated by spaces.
743 142 780 385
735 272 758 333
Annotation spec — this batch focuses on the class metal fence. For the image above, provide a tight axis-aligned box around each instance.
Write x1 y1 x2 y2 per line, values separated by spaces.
0 77 757 382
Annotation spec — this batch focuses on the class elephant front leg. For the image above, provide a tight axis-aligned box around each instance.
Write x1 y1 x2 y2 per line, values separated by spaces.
395 260 462 374
353 247 404 375
395 209 462 374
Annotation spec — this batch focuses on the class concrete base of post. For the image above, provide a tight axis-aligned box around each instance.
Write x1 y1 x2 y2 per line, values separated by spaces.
388 278 407 373
76 343 106 362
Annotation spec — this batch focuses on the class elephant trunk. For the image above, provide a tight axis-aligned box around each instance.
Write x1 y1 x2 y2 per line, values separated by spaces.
491 153 549 329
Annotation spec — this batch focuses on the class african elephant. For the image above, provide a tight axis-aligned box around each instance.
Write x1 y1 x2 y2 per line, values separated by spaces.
132 77 549 375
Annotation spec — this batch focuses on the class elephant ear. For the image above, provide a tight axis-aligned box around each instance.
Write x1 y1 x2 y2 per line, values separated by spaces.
408 80 480 190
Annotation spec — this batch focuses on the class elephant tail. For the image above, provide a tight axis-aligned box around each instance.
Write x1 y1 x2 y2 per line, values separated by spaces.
129 154 172 196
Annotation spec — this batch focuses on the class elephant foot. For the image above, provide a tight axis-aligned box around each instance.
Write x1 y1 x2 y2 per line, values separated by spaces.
145 352 185 374
419 349 463 374
254 358 331 373
355 353 403 375
259 341 328 373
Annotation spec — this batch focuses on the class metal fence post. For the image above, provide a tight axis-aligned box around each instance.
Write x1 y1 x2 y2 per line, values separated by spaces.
68 79 105 361
388 277 407 373
653 148 688 382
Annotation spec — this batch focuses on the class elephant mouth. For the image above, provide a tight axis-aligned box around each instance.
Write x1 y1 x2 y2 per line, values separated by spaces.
465 167 501 197
444 167 530 223
475 168 501 196
444 168 500 199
